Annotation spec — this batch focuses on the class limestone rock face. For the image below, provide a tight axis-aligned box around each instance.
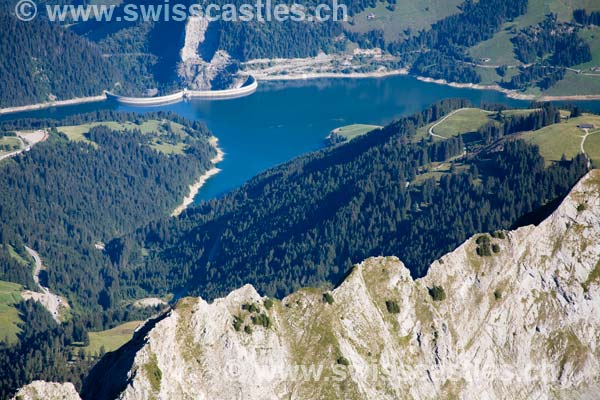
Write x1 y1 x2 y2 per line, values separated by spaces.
178 16 234 90
18 171 600 399
11 381 81 400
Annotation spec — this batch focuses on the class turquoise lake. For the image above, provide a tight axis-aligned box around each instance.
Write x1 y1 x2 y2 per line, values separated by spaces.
4 75 600 201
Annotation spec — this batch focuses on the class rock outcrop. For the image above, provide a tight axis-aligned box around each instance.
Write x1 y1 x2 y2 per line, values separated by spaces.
178 16 235 90
11 381 81 400
22 171 600 399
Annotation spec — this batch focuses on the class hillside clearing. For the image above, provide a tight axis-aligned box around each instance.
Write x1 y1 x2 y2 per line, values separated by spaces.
573 27 600 72
331 124 382 141
417 108 534 140
540 72 600 97
413 108 599 168
583 130 600 168
0 280 23 343
57 119 190 154
467 0 600 67
521 114 600 165
84 320 142 355
424 108 493 139
344 0 462 42
0 137 21 156
468 28 519 66
57 120 186 140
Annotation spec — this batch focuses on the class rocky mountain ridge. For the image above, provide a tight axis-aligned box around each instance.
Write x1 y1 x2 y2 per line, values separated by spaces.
14 170 600 400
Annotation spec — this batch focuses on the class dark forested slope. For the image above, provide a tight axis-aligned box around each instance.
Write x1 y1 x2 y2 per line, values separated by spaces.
0 0 186 106
111 100 588 301
0 112 215 311
0 10 120 108
2 0 593 105
0 111 217 399
0 101 590 398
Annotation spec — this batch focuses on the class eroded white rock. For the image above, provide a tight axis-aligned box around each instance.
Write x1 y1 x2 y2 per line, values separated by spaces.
16 171 600 399
11 381 81 400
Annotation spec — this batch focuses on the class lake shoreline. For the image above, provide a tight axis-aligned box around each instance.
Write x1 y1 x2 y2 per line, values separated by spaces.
254 69 409 81
413 76 600 102
258 71 600 102
0 77 258 114
2 72 600 115
0 94 107 115
171 136 224 217
6 73 598 205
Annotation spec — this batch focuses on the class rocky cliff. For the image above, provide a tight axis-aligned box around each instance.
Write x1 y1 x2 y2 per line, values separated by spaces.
177 16 235 90
12 381 81 400
15 170 600 399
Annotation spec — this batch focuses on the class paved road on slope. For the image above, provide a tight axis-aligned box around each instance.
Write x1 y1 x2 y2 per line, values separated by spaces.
23 246 68 322
25 246 47 294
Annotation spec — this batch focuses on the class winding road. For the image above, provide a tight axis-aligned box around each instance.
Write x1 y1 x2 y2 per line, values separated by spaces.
428 108 467 139
22 246 68 322
427 108 469 170
581 129 590 159
580 128 599 169
25 246 47 294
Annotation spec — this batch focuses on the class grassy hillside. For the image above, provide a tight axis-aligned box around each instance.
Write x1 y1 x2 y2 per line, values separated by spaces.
468 0 600 67
57 119 196 155
540 72 600 97
469 30 520 67
521 114 600 164
0 137 21 157
58 120 183 141
0 281 23 344
416 108 534 139
345 0 463 42
465 0 600 95
346 0 600 95
421 108 493 138
573 27 600 71
330 124 382 142
512 0 600 27
85 321 142 355
585 132 600 168
414 107 600 167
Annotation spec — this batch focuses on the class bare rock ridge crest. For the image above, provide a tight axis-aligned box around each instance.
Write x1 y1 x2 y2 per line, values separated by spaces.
14 170 600 399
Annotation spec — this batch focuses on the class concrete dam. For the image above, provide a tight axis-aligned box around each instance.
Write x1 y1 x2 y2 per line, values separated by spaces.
106 76 258 106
